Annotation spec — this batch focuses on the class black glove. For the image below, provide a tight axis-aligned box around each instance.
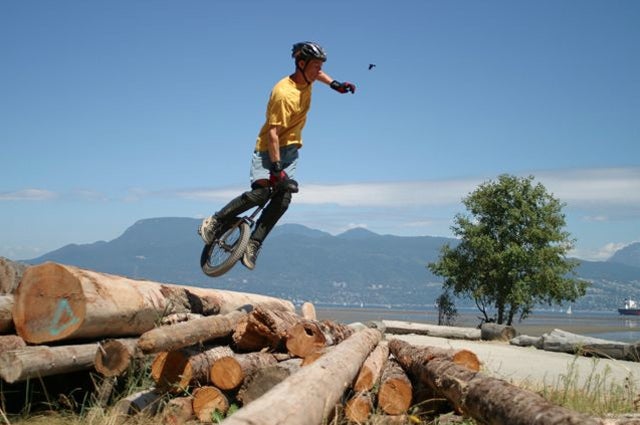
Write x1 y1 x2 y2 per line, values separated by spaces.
269 161 288 186
330 80 356 94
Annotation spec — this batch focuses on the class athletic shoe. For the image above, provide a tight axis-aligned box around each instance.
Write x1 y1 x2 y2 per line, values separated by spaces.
198 215 219 245
241 239 261 270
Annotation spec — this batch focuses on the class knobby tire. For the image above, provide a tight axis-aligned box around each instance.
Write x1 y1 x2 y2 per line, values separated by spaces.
200 219 251 277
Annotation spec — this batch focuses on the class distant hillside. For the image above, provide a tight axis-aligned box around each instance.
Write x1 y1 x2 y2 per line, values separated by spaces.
608 242 640 268
25 217 640 311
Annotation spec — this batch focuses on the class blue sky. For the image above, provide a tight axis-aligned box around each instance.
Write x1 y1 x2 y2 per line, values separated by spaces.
1 0 639 262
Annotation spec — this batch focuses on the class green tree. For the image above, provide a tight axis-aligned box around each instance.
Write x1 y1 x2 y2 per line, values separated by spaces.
428 174 588 325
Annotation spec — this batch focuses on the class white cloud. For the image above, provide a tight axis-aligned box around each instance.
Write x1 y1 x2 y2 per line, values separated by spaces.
0 189 57 201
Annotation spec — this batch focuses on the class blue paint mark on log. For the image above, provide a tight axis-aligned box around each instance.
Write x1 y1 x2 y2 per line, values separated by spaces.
49 298 79 336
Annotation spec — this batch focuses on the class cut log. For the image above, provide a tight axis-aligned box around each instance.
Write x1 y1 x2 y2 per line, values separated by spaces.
210 352 277 390
162 396 195 425
161 312 203 325
0 334 26 352
224 328 382 425
113 387 162 416
377 358 412 415
301 302 316 320
138 309 246 354
232 307 302 352
0 342 98 383
536 328 638 361
0 295 14 334
237 358 302 406
300 346 333 366
390 339 603 425
13 262 294 344
192 386 229 422
151 346 234 392
0 257 28 294
510 334 541 347
480 322 517 341
285 320 354 358
388 338 480 372
382 320 480 340
353 341 389 392
345 391 373 423
94 338 140 377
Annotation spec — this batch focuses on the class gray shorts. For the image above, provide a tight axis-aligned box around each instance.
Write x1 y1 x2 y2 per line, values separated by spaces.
250 145 299 183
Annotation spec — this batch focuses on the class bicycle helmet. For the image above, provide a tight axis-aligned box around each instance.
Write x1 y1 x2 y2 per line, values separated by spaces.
291 41 327 62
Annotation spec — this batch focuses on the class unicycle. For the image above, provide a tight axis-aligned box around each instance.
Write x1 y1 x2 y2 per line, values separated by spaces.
200 180 298 277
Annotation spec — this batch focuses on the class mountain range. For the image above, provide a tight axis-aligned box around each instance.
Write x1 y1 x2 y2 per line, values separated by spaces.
24 217 640 311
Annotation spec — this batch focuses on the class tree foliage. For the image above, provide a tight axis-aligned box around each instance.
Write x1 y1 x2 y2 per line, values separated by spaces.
428 174 588 325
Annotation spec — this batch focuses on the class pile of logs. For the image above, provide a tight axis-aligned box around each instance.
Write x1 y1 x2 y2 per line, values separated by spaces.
2 259 638 425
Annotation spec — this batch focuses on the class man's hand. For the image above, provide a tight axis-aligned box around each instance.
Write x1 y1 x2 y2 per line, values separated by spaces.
330 80 356 94
269 161 288 186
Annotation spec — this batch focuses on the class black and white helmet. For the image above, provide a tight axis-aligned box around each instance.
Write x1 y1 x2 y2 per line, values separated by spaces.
291 41 327 62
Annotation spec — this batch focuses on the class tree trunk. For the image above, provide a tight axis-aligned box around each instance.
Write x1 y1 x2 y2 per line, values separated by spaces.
0 342 98 383
389 339 603 425
388 338 480 372
192 386 229 423
0 257 28 294
138 309 246 354
210 352 278 391
301 302 316 320
13 262 294 344
94 338 141 377
232 307 302 352
353 341 389 392
537 329 638 361
223 328 382 425
0 334 26 352
377 358 412 415
237 358 302 406
382 320 481 340
285 320 354 358
345 391 373 423
151 346 234 392
480 323 517 341
0 295 14 334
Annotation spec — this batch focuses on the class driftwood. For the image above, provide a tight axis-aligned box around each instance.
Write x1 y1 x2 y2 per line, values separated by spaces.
377 358 412 415
388 339 481 373
0 342 99 383
535 329 640 361
192 386 229 422
0 295 14 334
480 322 517 341
94 338 141 377
13 262 294 344
223 328 382 425
210 351 278 390
138 309 247 354
301 301 316 320
0 334 26 352
510 334 541 347
382 320 481 340
389 339 603 425
0 257 28 294
237 358 302 406
353 341 389 392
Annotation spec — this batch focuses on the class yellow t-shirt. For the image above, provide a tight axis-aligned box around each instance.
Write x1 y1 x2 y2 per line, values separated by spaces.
255 76 312 152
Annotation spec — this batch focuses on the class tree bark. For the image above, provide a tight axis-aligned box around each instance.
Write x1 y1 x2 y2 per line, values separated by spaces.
94 338 141 377
162 396 195 425
0 295 14 334
192 386 229 423
388 338 480 372
138 309 246 354
0 257 28 294
536 328 639 361
345 391 373 423
390 339 603 425
237 358 302 406
113 387 162 416
353 341 389 392
13 262 294 344
223 328 382 425
481 323 517 341
232 307 302 352
0 342 98 383
0 334 26 352
377 358 413 415
210 351 278 391
382 320 481 340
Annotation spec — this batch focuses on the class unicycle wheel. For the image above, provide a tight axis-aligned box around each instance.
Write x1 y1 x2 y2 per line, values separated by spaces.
200 218 251 277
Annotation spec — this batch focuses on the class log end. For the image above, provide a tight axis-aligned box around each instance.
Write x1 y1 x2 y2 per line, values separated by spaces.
285 322 326 358
211 356 243 390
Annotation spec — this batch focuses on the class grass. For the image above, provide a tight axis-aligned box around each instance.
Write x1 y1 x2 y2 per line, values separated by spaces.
1 354 638 425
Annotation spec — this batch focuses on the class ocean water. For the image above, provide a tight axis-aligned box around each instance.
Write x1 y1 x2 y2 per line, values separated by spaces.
315 305 640 343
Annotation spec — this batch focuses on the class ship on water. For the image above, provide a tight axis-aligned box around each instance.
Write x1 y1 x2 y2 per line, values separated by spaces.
618 298 640 316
